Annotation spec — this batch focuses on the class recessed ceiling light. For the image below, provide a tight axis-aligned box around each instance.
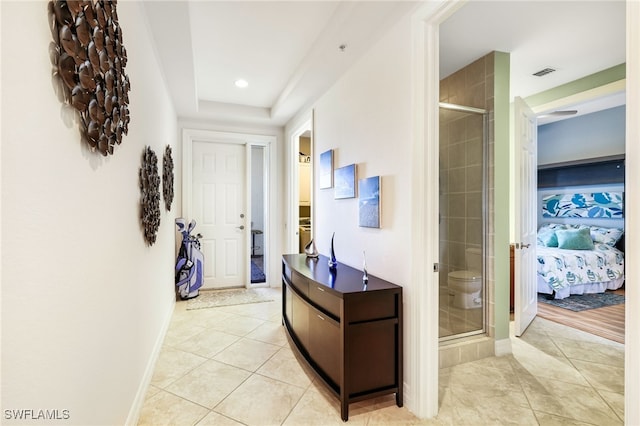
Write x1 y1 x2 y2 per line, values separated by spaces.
235 79 248 88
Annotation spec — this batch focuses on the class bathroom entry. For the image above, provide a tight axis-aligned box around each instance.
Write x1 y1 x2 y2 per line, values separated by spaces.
298 131 313 252
439 102 488 339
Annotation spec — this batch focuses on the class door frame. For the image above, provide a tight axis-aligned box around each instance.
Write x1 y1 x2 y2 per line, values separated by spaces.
286 113 313 254
182 128 276 287
410 0 464 418
412 0 639 421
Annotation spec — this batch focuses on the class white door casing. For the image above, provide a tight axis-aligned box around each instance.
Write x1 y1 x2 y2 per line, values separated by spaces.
192 141 247 289
183 129 275 290
287 116 313 254
513 96 538 336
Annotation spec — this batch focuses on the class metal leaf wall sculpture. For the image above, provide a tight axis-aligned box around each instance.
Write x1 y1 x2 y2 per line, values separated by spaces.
49 0 131 156
163 145 174 211
140 146 160 245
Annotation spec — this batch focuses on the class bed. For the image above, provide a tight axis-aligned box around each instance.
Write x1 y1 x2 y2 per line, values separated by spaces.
536 223 625 299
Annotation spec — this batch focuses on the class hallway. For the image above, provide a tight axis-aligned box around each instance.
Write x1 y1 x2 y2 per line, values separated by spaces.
138 288 623 425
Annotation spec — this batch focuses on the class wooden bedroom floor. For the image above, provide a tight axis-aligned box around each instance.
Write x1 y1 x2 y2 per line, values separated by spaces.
536 288 625 344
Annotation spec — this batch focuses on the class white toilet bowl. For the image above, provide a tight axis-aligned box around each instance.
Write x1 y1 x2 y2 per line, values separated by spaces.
448 270 482 309
448 247 483 309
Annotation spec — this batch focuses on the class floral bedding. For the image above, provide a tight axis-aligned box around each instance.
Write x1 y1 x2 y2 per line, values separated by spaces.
536 243 624 292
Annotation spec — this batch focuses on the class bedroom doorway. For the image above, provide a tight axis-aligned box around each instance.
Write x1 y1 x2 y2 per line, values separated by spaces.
529 88 626 343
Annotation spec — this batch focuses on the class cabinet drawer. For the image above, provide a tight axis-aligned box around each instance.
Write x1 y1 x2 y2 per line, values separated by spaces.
291 290 310 351
309 309 340 386
349 292 397 322
290 271 309 296
309 284 341 319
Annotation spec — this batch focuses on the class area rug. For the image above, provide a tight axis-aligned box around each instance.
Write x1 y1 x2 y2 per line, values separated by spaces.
537 292 625 312
186 288 274 310
251 260 266 283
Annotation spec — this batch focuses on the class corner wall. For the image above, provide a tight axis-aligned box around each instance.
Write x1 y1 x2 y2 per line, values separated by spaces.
1 2 178 424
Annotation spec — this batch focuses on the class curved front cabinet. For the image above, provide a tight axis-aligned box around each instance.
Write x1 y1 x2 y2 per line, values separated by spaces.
282 254 403 421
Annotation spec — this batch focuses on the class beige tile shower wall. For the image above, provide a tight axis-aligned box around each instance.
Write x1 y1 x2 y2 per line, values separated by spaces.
439 52 496 359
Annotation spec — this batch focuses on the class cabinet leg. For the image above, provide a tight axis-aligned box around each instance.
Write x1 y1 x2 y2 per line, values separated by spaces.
396 391 403 407
340 400 348 421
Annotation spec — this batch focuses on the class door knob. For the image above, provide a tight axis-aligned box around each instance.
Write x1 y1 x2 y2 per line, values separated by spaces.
519 243 531 249
237 225 245 230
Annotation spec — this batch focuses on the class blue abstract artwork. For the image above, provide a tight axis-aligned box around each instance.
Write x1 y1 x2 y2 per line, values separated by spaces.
334 164 356 199
319 149 333 189
359 176 380 228
542 192 624 218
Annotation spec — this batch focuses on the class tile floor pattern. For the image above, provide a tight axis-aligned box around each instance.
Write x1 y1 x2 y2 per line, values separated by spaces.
139 288 624 425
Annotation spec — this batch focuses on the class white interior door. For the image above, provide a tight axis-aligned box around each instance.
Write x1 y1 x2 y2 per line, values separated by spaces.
514 96 538 336
192 141 247 289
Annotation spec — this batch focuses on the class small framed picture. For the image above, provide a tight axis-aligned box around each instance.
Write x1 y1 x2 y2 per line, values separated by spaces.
334 164 356 199
319 149 333 189
359 176 381 228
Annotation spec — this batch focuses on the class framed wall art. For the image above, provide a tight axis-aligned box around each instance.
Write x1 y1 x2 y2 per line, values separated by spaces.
319 149 333 189
359 176 381 228
334 163 356 199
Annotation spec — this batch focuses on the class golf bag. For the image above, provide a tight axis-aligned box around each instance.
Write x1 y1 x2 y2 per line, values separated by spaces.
175 218 204 299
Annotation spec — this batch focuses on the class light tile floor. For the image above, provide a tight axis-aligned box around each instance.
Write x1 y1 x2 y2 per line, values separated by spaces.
138 288 624 425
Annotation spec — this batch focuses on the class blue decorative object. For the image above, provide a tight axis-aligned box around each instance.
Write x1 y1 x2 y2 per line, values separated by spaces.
362 250 369 284
328 232 337 270
542 192 623 218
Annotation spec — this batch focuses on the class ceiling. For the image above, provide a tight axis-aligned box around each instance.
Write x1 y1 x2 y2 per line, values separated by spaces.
142 1 626 127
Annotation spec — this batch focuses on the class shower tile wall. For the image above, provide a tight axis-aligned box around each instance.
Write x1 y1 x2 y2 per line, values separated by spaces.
439 52 496 349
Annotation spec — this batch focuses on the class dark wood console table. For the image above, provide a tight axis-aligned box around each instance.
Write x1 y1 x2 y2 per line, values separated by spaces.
282 254 403 421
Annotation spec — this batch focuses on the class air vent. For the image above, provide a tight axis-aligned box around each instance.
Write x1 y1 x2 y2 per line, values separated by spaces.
532 67 556 77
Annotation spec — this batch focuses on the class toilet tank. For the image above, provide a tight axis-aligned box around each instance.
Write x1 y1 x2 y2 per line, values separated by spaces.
465 247 483 272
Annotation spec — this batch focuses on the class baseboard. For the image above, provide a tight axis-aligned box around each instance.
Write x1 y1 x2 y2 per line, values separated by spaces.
494 337 512 356
125 294 176 426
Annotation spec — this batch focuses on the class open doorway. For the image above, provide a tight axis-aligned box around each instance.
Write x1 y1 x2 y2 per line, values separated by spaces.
250 145 267 284
413 0 636 420
288 116 313 254
530 89 626 343
298 131 313 253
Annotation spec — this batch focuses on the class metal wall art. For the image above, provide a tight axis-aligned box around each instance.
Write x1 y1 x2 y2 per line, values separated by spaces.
140 146 160 245
163 145 174 211
49 0 131 156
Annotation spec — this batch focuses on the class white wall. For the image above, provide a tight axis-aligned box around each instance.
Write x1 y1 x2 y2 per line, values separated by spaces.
309 17 413 287
1 2 178 424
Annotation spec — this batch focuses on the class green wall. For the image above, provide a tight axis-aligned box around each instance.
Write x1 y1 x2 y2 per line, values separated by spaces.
494 51 511 341
525 63 625 107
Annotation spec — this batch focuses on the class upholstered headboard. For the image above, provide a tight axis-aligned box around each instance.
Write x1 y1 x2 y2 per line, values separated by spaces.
537 156 625 248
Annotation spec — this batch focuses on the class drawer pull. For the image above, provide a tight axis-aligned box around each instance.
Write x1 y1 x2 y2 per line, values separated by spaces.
317 287 325 292
317 314 325 321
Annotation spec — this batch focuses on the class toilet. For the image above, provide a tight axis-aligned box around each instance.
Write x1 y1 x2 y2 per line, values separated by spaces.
448 247 483 309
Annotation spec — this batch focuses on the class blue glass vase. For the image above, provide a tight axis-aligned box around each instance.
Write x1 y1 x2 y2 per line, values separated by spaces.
328 232 337 270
